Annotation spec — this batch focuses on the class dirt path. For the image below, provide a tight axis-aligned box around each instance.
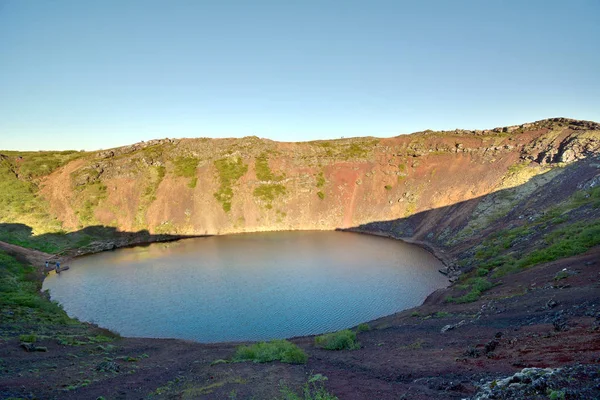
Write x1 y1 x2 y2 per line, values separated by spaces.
0 240 53 266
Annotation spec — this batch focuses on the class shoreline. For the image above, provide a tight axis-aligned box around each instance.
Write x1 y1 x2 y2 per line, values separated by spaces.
34 227 452 345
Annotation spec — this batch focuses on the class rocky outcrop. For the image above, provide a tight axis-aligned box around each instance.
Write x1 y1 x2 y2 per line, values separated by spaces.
474 365 600 399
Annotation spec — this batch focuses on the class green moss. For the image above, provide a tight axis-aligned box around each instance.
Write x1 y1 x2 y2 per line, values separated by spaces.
255 153 284 181
253 183 286 205
213 157 248 212
315 330 360 350
506 161 530 175
233 340 307 364
316 171 325 188
173 156 199 178
187 177 197 189
75 182 108 226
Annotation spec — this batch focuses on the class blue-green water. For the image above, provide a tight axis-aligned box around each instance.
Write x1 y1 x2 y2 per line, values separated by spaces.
43 231 447 342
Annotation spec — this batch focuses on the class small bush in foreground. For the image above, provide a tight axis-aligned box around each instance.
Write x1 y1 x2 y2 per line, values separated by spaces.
233 340 307 364
446 277 494 304
280 374 338 400
315 330 360 350
356 323 370 333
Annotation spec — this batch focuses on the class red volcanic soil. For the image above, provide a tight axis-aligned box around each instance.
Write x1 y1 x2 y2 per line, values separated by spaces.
1 242 599 399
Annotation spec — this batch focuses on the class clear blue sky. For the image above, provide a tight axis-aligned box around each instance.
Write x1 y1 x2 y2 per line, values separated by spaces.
1 0 599 151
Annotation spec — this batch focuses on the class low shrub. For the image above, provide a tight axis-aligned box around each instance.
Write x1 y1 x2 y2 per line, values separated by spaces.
280 374 338 400
315 330 360 350
233 340 307 364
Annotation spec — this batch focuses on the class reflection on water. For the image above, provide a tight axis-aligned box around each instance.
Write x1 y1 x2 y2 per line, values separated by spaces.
43 231 447 342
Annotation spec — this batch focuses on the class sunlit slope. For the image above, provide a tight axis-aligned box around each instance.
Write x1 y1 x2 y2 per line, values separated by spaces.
1 118 599 258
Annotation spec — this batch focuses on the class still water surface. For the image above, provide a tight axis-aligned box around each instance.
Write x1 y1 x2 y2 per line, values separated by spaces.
43 231 447 342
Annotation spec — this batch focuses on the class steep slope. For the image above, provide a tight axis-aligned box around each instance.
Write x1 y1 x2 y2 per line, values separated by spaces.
1 118 599 266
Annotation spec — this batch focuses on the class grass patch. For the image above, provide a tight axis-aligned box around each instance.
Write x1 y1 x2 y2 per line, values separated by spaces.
493 220 600 277
343 140 378 159
317 191 325 200
280 374 338 400
0 251 88 340
356 323 370 333
255 153 284 181
507 161 530 175
315 329 360 350
213 157 248 212
233 340 307 364
19 334 37 343
446 277 494 304
384 185 392 191
173 156 199 178
253 183 286 206
75 182 108 226
173 156 199 188
316 172 325 188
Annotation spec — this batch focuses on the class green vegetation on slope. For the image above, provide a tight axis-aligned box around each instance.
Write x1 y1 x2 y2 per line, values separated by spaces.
311 139 379 160
447 185 600 303
214 157 248 212
2 150 83 180
253 153 287 208
314 330 360 350
75 182 108 226
0 251 115 344
135 165 166 229
253 184 286 208
255 153 284 181
0 251 71 328
233 340 307 364
173 156 199 188
316 171 325 188
0 151 83 235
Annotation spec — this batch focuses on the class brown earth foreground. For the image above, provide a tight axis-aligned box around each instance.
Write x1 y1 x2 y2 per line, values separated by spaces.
0 240 599 400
